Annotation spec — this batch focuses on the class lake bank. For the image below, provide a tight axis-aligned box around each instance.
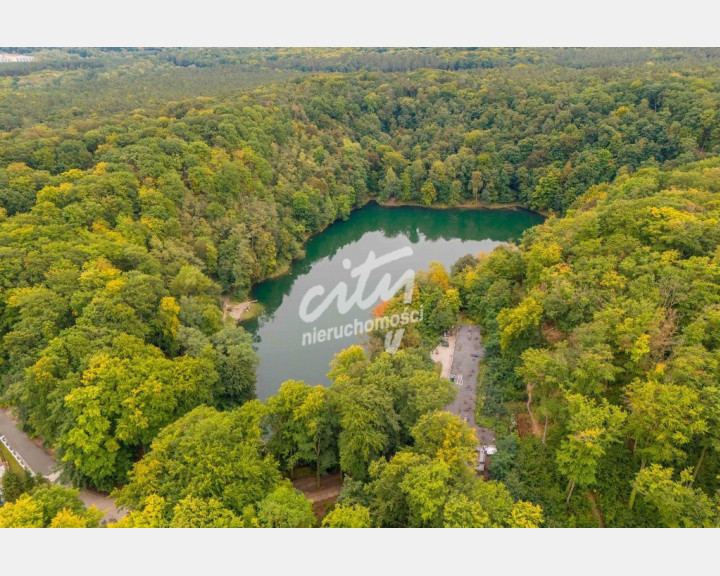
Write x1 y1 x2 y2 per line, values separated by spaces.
223 200 546 317
239 203 544 399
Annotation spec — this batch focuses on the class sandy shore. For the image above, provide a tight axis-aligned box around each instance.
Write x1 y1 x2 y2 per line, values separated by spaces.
222 296 262 322
431 334 456 379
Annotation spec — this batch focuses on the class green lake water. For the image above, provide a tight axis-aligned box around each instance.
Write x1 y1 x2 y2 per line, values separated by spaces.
242 203 544 399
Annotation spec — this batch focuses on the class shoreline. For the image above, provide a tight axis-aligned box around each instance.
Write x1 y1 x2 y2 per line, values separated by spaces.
224 198 548 309
371 197 550 217
222 296 264 323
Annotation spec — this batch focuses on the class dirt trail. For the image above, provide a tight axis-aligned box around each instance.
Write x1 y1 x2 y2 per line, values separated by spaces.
292 472 343 503
293 472 344 522
525 384 543 437
586 490 605 528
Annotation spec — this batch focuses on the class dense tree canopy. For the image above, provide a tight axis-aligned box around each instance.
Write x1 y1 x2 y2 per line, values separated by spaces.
3 48 720 527
455 158 720 526
0 484 103 528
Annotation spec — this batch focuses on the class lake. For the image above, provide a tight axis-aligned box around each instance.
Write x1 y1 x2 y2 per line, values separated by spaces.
242 203 544 399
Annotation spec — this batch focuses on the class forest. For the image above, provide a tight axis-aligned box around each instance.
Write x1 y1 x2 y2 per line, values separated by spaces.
1 48 720 527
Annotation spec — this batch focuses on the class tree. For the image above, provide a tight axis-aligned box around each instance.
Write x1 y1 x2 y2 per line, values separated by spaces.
531 167 564 212
210 326 258 407
470 170 484 203
0 495 44 527
407 160 426 200
169 265 215 298
115 403 282 519
321 504 372 527
170 496 242 528
470 480 517 527
327 348 400 479
411 411 478 473
110 495 169 528
294 385 337 484
626 370 707 508
2 286 68 373
497 296 543 353
368 451 421 527
4 48 720 531
266 380 312 475
429 160 451 203
380 168 401 202
1 468 24 503
327 345 368 382
635 465 717 527
368 442 537 528
60 338 218 489
626 371 706 465
442 493 491 527
331 379 398 479
400 457 452 527
0 485 102 528
555 394 626 504
359 350 456 441
508 501 544 528
420 181 437 206
256 481 315 528
516 347 567 443
154 296 181 354
50 509 97 528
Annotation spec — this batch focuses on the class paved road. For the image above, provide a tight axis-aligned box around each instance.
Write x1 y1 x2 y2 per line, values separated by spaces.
0 408 124 523
0 409 56 475
445 324 495 447
77 489 124 523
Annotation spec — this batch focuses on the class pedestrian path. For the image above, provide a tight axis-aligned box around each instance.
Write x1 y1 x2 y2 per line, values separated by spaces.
0 408 124 522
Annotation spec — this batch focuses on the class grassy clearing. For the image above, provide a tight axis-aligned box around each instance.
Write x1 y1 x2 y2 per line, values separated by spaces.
0 441 25 476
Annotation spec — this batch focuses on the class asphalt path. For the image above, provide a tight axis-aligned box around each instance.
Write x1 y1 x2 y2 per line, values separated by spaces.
444 324 495 447
0 408 124 522
0 408 55 475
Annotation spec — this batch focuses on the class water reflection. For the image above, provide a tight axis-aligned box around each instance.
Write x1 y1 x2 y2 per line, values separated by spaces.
243 203 543 398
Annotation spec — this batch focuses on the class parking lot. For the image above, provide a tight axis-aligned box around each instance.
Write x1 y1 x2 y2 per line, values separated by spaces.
443 324 495 447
